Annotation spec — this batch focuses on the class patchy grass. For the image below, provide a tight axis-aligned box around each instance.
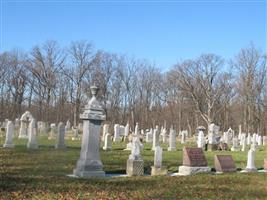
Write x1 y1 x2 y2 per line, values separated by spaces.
1 135 267 199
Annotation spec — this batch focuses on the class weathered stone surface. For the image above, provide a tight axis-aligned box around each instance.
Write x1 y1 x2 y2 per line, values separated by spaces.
73 85 106 178
126 159 144 176
3 121 14 148
27 118 38 149
178 166 211 175
151 166 167 176
214 155 236 173
55 122 65 149
183 147 208 167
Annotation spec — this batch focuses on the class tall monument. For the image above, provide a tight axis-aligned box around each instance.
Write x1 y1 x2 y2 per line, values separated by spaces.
73 85 106 178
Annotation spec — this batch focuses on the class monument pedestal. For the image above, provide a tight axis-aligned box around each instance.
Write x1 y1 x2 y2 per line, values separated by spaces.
127 159 144 176
151 166 167 176
178 166 211 175
72 85 106 179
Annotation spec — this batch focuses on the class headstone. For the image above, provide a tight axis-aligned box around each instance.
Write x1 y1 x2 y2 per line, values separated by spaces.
126 134 144 176
151 146 167 176
168 127 176 151
3 121 14 148
65 120 71 131
257 135 262 146
73 85 106 178
48 123 57 140
214 155 236 173
162 128 168 143
19 111 33 139
124 123 130 138
207 123 219 150
27 118 38 149
145 129 153 143
241 133 246 151
181 130 187 144
103 132 112 151
243 149 257 172
101 124 109 142
71 127 79 140
152 126 160 151
247 133 251 145
231 137 240 151
113 124 121 142
55 122 65 149
178 147 211 175
197 130 205 148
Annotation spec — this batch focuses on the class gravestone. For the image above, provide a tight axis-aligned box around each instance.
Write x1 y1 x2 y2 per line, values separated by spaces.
3 121 14 148
113 124 121 142
178 147 211 175
73 85 106 178
126 134 144 176
151 146 167 176
241 134 246 151
197 130 205 148
103 132 112 151
231 137 240 151
145 129 153 143
101 124 109 142
242 149 257 173
19 111 33 139
27 118 38 149
214 155 236 173
152 126 160 151
55 122 65 149
168 127 176 151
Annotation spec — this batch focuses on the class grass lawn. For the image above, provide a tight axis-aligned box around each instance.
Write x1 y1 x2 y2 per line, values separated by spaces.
1 135 267 200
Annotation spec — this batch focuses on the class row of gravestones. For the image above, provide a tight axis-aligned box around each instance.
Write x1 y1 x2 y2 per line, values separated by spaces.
3 120 66 149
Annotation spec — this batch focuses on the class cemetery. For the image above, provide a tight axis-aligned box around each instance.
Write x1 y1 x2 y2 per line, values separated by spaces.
1 1 266 199
1 85 267 199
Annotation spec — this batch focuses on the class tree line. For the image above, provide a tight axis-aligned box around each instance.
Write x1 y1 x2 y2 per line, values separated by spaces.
0 40 266 134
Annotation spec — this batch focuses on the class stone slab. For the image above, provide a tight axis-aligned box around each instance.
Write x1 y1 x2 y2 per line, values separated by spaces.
178 166 211 175
183 147 207 167
151 166 168 176
3 144 14 148
214 155 236 173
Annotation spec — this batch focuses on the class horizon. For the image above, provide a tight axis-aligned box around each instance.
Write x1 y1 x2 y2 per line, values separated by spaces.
0 0 266 70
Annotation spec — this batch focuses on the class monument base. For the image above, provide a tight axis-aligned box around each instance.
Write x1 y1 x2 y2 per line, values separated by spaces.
151 166 168 176
73 159 105 178
127 159 144 176
241 168 258 173
3 143 14 148
178 166 211 175
208 144 218 151
18 135 28 139
73 169 105 178
103 146 111 151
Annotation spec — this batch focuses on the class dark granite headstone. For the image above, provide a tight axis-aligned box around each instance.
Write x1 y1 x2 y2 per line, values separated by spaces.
214 155 236 172
183 147 208 167
264 158 267 170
